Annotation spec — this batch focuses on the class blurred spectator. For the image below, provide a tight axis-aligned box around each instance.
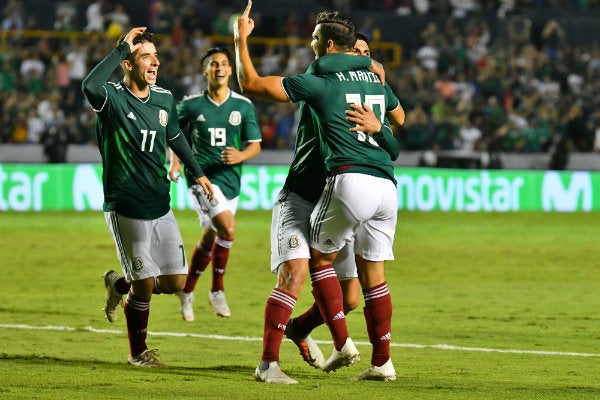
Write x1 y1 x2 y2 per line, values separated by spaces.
19 49 46 93
280 13 298 38
401 102 429 150
189 28 213 55
66 40 88 112
450 0 478 18
54 1 77 31
212 9 231 36
0 59 17 92
259 45 283 76
84 0 106 33
41 124 69 163
105 3 131 39
458 114 482 151
10 110 28 143
563 96 591 152
151 1 176 34
26 108 45 143
53 52 72 111
180 4 202 37
2 0 25 31
259 112 277 149
273 103 298 150
19 49 45 80
416 39 440 71
414 0 431 15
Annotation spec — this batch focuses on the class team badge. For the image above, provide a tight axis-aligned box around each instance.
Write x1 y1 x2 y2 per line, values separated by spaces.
229 111 241 126
288 235 300 249
159 109 168 127
132 257 144 271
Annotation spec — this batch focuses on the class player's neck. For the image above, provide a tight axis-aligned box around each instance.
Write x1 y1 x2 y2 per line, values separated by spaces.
124 78 150 99
207 85 229 105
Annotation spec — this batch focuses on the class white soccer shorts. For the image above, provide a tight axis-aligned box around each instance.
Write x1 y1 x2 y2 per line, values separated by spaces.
188 184 238 230
105 210 188 281
310 173 397 262
270 189 357 277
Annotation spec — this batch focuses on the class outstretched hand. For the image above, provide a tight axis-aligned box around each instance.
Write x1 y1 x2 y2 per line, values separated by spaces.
234 0 254 41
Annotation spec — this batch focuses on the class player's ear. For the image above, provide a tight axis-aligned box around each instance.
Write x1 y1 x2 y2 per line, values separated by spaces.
122 59 133 71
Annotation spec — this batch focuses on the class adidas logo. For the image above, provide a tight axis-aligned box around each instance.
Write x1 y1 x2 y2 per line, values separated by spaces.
379 332 391 341
332 311 345 321
196 114 206 121
126 112 136 120
324 239 335 246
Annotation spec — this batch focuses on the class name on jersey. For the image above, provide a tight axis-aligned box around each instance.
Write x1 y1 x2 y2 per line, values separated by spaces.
335 71 381 83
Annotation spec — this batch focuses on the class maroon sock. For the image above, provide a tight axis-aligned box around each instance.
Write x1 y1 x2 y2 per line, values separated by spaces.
124 292 150 357
183 245 211 293
211 238 232 292
310 264 347 350
293 302 324 336
261 288 296 362
363 282 392 366
115 277 131 295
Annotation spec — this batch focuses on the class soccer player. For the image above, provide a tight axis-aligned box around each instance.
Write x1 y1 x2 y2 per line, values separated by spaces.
82 27 214 367
235 1 404 383
284 31 399 371
354 32 371 57
169 47 261 321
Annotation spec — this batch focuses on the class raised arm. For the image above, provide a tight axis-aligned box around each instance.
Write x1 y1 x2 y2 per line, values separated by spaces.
82 27 147 110
233 1 288 102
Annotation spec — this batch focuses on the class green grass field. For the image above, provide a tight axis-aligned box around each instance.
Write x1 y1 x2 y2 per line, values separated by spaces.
0 210 598 399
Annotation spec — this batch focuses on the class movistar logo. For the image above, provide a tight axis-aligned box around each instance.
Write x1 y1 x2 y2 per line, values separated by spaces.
541 171 592 211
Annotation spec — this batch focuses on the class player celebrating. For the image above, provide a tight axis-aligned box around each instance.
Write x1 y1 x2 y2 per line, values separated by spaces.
83 27 213 367
284 32 402 381
235 1 403 383
169 47 261 321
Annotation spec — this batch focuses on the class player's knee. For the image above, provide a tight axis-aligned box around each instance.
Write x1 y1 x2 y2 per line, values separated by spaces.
156 275 185 294
277 271 306 297
343 297 360 314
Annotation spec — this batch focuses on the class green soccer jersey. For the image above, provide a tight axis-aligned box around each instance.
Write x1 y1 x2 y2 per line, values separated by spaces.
82 42 203 220
283 94 328 203
177 89 261 199
283 53 400 183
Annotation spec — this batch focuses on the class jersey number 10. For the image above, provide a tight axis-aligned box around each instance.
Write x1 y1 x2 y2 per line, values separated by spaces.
346 93 385 147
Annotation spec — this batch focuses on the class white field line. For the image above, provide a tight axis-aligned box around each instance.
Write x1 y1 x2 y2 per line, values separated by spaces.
1 323 599 358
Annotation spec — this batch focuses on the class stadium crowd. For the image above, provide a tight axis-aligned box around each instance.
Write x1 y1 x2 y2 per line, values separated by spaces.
2 0 600 163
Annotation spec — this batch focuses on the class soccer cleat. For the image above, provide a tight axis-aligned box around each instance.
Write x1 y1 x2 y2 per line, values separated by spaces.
208 290 231 317
353 358 396 381
176 291 195 321
127 349 164 368
284 318 325 368
102 270 124 323
321 337 361 373
254 361 298 384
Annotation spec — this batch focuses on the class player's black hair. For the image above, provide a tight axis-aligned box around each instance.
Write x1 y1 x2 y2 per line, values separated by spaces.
356 32 370 46
201 47 232 69
117 31 156 48
117 32 157 61
315 11 357 51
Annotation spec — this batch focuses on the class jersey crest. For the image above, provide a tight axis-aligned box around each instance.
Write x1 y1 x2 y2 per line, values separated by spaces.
159 109 168 127
229 111 242 126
